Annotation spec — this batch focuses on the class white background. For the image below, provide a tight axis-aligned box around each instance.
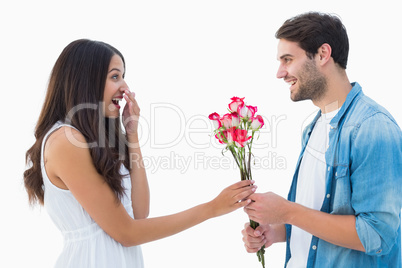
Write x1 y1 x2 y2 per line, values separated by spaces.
1 1 401 267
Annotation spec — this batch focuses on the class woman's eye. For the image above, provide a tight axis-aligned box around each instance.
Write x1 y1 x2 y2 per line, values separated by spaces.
112 74 118 80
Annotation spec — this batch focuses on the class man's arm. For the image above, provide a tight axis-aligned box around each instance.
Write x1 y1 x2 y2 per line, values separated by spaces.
245 192 365 252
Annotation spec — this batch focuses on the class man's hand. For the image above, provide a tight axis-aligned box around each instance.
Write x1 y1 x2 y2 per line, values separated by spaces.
241 222 286 253
244 192 365 252
244 192 291 225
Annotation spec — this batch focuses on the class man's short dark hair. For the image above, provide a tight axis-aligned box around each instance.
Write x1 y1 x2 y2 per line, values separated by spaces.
276 12 349 69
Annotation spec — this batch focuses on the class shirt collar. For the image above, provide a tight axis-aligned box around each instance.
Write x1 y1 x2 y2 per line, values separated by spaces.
303 82 363 139
329 82 362 128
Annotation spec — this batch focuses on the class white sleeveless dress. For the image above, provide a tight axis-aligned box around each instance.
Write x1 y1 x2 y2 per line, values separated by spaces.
41 121 144 268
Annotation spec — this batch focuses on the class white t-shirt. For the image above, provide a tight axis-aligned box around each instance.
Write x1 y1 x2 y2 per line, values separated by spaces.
287 109 339 268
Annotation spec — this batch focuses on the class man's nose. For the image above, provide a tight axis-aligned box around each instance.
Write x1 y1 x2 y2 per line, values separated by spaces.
276 65 287 79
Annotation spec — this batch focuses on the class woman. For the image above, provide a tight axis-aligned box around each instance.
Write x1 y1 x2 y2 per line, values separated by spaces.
24 39 256 267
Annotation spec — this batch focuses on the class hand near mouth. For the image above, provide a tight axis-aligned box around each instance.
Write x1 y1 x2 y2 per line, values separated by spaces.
122 88 140 138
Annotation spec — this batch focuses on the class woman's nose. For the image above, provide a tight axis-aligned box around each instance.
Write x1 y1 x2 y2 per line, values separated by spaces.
120 81 129 92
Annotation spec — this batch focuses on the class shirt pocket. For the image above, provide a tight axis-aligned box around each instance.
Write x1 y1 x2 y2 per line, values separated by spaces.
332 165 353 213
334 165 349 179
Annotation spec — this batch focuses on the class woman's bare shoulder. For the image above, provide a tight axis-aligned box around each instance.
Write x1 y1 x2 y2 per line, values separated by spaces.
44 126 92 189
46 126 87 151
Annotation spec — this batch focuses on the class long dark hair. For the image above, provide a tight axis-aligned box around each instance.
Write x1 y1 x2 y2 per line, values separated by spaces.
24 39 130 205
275 12 349 69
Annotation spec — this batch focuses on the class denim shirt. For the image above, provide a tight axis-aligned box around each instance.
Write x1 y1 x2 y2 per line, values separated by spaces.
285 82 402 267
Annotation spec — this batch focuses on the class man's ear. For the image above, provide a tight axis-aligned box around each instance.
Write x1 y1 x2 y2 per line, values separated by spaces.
317 43 332 65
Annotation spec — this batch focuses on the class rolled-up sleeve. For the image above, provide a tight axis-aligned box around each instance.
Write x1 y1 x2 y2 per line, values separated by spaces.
350 113 402 255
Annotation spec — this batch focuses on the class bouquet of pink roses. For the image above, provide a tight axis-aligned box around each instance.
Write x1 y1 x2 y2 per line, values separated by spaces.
209 97 265 267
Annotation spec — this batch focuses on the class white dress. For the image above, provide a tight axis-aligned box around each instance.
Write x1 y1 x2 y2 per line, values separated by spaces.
41 121 144 268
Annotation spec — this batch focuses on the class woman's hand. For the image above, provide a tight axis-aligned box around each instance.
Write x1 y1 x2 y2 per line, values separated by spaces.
208 180 257 218
122 89 140 136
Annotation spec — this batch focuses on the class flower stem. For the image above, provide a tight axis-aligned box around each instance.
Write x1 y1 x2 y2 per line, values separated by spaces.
250 219 266 268
229 147 241 170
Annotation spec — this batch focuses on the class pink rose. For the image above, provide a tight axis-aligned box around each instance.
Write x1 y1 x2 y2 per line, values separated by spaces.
231 112 240 127
251 115 264 130
215 132 226 144
225 127 236 145
220 112 240 128
215 128 235 145
221 113 233 128
238 105 257 119
208 112 222 130
233 128 251 147
228 97 245 112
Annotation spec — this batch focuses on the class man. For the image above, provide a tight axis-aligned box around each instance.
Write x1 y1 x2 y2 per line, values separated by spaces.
242 12 402 267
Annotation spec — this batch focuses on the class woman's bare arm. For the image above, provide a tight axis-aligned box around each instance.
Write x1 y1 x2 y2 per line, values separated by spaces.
45 127 256 247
